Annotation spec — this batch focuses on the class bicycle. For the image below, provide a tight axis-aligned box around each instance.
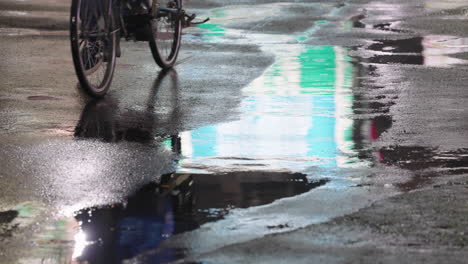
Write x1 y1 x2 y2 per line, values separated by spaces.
70 0 207 97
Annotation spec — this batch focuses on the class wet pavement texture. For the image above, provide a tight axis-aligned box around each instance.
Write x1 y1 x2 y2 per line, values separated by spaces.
1 0 468 263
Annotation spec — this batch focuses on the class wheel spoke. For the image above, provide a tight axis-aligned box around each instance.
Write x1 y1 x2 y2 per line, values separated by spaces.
72 0 115 94
150 0 180 67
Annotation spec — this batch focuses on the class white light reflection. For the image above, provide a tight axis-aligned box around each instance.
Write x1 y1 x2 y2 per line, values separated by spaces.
72 229 90 259
180 6 369 174
6 11 28 16
334 46 369 168
180 44 365 173
422 35 468 67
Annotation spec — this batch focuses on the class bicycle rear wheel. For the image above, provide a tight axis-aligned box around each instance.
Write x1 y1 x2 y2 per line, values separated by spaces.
149 0 182 69
70 0 117 97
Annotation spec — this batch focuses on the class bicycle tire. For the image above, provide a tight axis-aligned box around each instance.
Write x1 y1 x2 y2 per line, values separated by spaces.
149 0 182 69
70 0 117 97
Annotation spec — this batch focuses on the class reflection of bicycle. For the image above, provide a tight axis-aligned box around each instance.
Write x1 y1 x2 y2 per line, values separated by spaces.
70 0 208 97
72 69 195 263
75 69 181 145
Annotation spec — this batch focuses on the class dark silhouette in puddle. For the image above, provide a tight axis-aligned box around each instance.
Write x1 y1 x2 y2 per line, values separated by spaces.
372 22 412 34
72 172 327 263
0 210 17 224
0 210 18 239
193 172 328 221
368 37 424 65
369 37 423 54
73 174 194 263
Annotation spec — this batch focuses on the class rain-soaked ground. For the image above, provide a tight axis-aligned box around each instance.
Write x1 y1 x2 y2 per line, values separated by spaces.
1 0 468 263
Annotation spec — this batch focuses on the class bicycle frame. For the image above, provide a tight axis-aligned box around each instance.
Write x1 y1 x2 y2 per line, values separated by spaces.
113 0 183 40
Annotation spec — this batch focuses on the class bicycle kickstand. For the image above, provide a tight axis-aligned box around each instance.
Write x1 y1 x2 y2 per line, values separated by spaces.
183 13 210 27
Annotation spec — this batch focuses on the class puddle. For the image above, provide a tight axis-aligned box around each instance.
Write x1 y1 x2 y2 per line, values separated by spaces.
179 43 365 175
360 34 468 67
369 37 424 54
33 171 327 263
10 3 468 263
366 37 424 65
349 13 468 67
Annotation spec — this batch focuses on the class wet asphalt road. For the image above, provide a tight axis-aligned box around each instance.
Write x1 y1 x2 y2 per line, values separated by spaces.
1 0 468 263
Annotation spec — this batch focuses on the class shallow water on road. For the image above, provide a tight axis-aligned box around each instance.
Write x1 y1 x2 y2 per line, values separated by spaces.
179 10 367 178
3 1 468 263
15 4 379 262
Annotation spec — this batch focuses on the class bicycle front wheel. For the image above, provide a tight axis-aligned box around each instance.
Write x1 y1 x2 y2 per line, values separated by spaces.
149 0 182 69
70 0 117 97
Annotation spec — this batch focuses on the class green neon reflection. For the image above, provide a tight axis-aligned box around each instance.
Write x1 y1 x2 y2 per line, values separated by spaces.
182 45 356 169
197 24 226 36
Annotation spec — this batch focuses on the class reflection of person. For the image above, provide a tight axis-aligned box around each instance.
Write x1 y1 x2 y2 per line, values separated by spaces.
74 69 180 145
73 176 195 264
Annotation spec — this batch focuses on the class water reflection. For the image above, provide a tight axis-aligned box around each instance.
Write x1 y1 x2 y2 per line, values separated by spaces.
193 172 328 221
70 170 326 263
422 35 468 67
72 175 194 263
367 37 424 65
354 32 468 190
75 69 181 144
350 57 395 163
63 64 329 263
365 33 468 67
180 45 360 173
